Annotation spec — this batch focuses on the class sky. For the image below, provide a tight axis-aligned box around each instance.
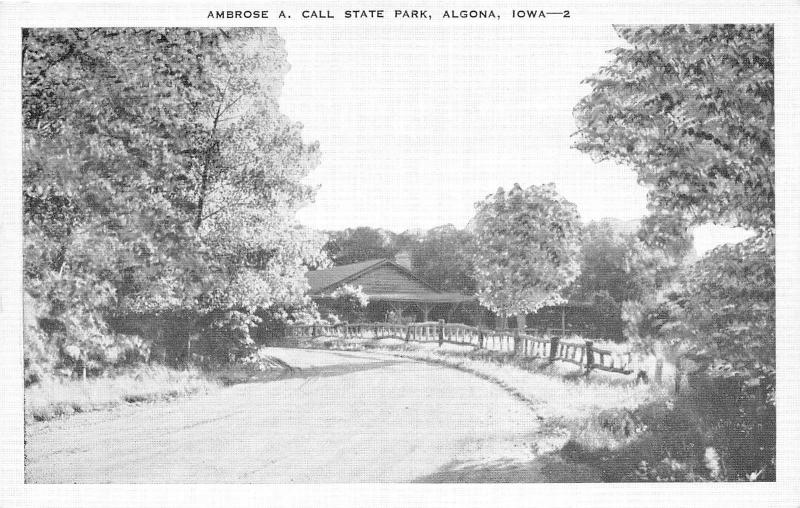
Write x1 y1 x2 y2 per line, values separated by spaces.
277 26 752 255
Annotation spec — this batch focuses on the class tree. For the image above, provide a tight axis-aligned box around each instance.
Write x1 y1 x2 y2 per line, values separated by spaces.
323 227 399 265
573 26 775 478
409 225 477 293
640 235 774 381
23 28 219 371
568 220 638 304
574 24 773 234
470 183 582 326
564 220 638 339
23 28 326 373
573 24 774 375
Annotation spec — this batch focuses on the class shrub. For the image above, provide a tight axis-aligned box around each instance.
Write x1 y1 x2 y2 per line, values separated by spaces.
327 284 369 322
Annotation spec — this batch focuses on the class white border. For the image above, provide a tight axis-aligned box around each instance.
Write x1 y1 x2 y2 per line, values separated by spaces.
1 1 797 506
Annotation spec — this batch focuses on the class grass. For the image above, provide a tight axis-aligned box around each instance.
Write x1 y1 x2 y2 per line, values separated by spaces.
24 365 219 424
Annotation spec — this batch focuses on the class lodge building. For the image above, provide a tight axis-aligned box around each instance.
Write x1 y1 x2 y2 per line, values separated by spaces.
304 258 622 339
305 258 478 324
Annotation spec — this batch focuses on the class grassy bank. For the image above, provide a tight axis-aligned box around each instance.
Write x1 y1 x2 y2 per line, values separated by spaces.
24 365 219 424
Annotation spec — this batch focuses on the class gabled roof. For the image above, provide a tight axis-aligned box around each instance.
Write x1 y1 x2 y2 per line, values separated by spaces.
305 258 440 295
305 259 386 294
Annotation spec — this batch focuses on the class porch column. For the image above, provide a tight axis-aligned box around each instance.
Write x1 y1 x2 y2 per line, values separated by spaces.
446 301 462 322
420 302 433 322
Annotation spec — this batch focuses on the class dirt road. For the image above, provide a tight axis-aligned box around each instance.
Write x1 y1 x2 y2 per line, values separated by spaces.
25 348 594 483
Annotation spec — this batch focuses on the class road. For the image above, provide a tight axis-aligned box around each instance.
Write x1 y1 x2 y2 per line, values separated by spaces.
25 348 593 483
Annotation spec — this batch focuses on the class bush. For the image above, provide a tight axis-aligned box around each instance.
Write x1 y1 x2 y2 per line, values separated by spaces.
326 284 369 323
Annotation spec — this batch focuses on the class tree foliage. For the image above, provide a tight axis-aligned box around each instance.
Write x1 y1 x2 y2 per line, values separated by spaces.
470 183 582 317
574 25 774 374
640 235 774 381
568 220 639 305
328 284 370 322
574 24 774 234
574 27 774 479
23 28 326 375
560 218 687 341
323 227 400 265
409 225 477 293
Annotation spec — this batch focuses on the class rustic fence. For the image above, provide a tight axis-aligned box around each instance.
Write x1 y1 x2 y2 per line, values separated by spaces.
286 320 633 375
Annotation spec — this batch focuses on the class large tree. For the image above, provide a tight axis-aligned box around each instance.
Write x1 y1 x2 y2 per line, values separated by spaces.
574 24 773 234
23 28 326 375
470 183 582 326
574 25 774 374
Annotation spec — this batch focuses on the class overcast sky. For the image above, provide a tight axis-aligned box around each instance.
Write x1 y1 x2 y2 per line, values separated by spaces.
277 26 752 255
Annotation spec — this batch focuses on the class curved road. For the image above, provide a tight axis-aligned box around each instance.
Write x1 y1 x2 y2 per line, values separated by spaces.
25 348 586 483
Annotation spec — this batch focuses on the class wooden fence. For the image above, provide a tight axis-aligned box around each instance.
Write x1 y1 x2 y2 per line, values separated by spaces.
286 320 633 375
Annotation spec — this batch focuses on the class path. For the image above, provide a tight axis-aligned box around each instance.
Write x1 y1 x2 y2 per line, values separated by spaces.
25 348 597 482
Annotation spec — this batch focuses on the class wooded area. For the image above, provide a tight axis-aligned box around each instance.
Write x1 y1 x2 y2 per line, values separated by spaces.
23 28 328 379
22 25 774 481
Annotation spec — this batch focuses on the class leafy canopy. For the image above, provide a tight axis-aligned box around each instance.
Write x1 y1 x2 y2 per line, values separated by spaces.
574 25 774 379
471 183 582 316
323 227 400 266
409 225 477 294
23 28 326 372
574 24 774 234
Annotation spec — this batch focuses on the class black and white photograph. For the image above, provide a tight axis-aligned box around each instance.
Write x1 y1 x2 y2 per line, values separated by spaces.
1 1 797 506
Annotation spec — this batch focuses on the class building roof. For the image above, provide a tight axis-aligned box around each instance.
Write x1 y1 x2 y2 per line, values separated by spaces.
305 258 476 304
305 258 387 294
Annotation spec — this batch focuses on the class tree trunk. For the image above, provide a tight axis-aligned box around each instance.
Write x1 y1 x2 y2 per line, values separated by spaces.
193 106 222 229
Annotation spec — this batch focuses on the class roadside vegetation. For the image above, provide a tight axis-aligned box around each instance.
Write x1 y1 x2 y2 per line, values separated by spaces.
24 365 216 424
24 346 300 425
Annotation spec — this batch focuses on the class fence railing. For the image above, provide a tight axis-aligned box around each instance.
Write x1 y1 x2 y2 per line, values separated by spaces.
286 320 633 375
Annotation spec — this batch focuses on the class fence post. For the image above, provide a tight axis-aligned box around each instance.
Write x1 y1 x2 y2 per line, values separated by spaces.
438 319 445 347
312 323 317 338
342 321 348 338
405 324 411 342
549 335 560 362
513 328 520 355
584 340 594 375
478 326 484 349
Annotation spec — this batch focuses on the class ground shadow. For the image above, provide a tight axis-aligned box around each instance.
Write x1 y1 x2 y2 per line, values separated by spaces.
220 358 407 385
414 453 602 483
